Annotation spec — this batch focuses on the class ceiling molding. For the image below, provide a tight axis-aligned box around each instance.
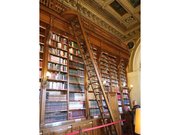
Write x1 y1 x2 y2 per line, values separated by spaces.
58 0 140 42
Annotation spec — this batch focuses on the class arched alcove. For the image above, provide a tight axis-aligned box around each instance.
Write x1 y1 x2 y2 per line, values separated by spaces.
127 38 141 106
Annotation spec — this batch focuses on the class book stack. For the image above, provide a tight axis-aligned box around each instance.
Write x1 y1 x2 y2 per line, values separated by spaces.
45 111 67 123
69 102 85 110
47 82 67 90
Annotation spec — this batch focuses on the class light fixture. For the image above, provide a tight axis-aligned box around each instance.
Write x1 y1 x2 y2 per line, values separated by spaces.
128 84 133 93
130 84 133 88
135 108 141 134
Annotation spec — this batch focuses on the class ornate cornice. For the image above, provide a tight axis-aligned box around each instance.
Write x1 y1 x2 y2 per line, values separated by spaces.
40 0 140 42
59 0 140 42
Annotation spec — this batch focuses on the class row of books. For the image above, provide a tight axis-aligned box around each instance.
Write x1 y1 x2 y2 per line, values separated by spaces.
69 110 85 119
69 54 83 63
69 69 84 76
109 69 118 74
45 112 67 123
69 61 84 69
50 32 68 44
47 81 68 90
111 80 118 84
45 101 67 106
99 58 108 64
89 101 98 108
40 45 44 52
110 72 118 77
69 48 81 55
100 62 109 67
122 89 128 94
101 70 109 74
69 41 79 49
45 102 68 111
69 76 84 84
123 99 130 105
109 65 117 70
123 95 129 99
46 95 67 102
40 36 45 43
40 53 43 59
48 40 68 51
90 109 100 116
118 107 123 113
48 63 67 72
118 101 122 105
109 57 116 63
100 54 108 60
69 84 84 91
45 106 67 112
49 47 67 58
117 94 121 100
48 72 67 81
101 74 110 79
46 91 65 96
48 55 67 65
69 102 85 110
69 93 85 101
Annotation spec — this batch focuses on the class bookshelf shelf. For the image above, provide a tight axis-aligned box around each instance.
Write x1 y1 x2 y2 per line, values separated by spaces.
47 69 67 73
69 66 84 71
69 52 82 58
45 110 68 113
46 88 68 91
49 52 67 59
48 61 67 66
69 74 84 78
69 108 86 111
69 82 84 85
47 79 68 82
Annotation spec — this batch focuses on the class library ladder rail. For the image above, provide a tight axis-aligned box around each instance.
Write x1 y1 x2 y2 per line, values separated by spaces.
62 10 121 135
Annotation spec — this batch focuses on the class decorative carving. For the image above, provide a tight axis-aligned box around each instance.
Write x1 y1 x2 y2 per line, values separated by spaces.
124 16 136 24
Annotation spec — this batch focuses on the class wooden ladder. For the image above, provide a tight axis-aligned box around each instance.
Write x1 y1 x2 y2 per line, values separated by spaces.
62 10 121 135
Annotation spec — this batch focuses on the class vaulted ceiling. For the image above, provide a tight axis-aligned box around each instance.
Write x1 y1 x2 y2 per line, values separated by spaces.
60 0 140 44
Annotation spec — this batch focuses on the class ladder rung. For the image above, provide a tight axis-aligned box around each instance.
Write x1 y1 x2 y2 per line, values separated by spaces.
93 87 100 90
89 75 96 78
94 92 102 96
89 81 98 85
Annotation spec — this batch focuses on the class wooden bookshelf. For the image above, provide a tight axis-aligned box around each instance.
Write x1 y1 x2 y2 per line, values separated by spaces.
119 59 131 112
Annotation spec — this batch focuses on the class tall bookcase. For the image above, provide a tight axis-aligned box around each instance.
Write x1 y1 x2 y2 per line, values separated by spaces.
40 27 86 126
86 46 125 118
119 59 131 112
68 41 86 120
45 31 69 124
87 46 101 118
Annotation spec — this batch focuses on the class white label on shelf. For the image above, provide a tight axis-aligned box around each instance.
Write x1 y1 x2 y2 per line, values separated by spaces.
52 122 62 126
75 118 81 122
68 126 72 129
94 116 99 118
